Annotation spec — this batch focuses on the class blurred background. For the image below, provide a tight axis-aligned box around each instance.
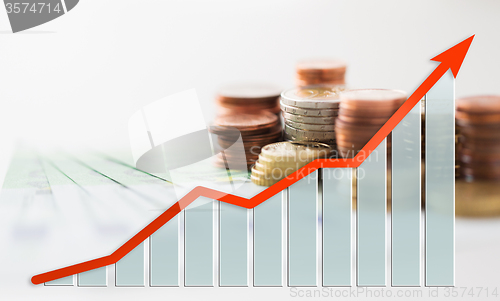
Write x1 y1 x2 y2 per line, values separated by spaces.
0 0 498 155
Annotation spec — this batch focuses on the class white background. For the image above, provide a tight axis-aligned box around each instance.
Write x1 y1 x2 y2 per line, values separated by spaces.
0 0 499 153
0 0 500 300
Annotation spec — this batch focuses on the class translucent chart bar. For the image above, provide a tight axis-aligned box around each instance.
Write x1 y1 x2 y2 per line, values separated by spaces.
184 198 214 286
219 202 248 286
150 216 179 286
78 268 107 287
425 70 454 286
322 168 352 286
253 192 283 287
357 139 386 286
45 276 73 286
115 242 144 286
288 171 318 287
392 100 422 286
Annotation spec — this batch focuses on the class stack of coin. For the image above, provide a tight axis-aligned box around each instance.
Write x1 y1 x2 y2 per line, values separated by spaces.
215 83 282 116
456 95 500 180
336 89 407 158
210 112 282 170
251 141 332 186
296 59 347 87
280 85 345 149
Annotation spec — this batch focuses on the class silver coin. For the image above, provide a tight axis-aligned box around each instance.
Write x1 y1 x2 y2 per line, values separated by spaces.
284 123 336 140
280 85 344 109
285 119 336 132
280 101 338 117
283 131 337 146
282 111 337 125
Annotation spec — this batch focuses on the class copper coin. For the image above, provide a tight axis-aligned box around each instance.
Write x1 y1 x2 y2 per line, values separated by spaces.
296 74 345 82
339 100 402 114
216 124 282 144
218 139 265 151
218 105 281 116
214 111 278 132
458 125 500 139
461 155 500 165
335 118 382 134
461 139 500 152
337 115 390 126
216 98 277 109
219 151 259 159
296 59 347 72
244 124 283 140
209 125 243 138
335 133 374 145
336 143 363 150
214 126 270 137
456 95 500 114
462 166 500 176
460 148 500 162
335 132 372 144
462 160 500 168
296 79 345 87
217 96 278 105
461 172 500 180
459 134 500 144
456 111 500 125
335 136 368 146
300 68 346 76
217 146 262 156
296 68 346 75
217 133 281 149
340 89 406 111
335 135 389 149
339 106 395 118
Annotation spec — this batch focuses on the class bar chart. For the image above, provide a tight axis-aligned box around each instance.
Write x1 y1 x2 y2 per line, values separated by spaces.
38 71 454 288
32 35 474 288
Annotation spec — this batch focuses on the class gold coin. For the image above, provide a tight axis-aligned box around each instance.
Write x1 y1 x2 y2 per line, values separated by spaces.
260 141 332 164
254 160 266 172
258 154 301 169
250 167 281 187
256 157 301 178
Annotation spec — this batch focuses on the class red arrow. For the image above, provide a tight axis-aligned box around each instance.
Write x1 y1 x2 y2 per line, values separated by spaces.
31 35 474 285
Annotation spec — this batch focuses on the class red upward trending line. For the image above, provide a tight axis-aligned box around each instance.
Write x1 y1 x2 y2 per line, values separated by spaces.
31 35 474 285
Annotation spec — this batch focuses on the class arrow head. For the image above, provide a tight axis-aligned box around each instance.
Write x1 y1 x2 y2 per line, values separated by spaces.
431 35 475 78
